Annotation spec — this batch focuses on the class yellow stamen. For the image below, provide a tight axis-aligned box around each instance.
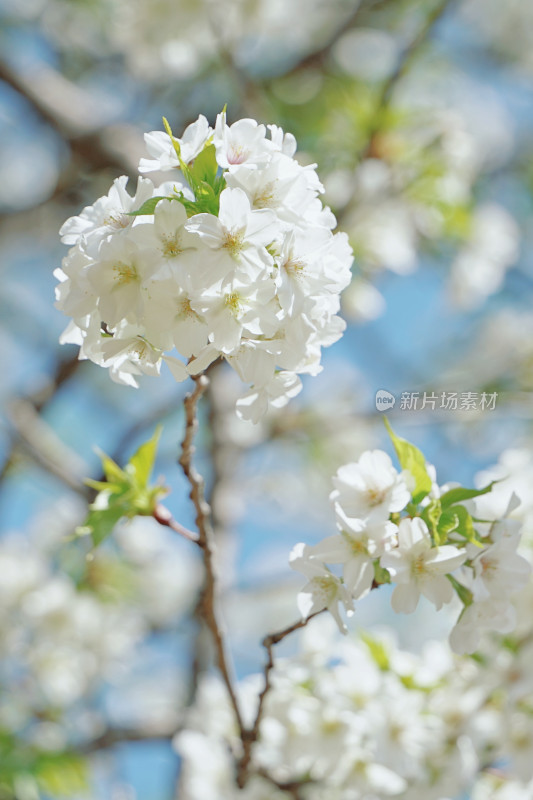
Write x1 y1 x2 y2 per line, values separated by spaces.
254 182 276 209
104 213 130 230
411 554 426 576
222 229 245 257
112 261 138 286
367 487 387 507
224 292 241 315
283 257 306 276
161 233 183 258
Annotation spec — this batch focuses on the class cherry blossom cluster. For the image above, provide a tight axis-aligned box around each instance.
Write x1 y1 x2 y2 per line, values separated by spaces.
290 446 530 652
175 611 533 799
55 112 352 421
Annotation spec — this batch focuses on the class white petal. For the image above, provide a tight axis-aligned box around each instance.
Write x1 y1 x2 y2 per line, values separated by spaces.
391 582 420 614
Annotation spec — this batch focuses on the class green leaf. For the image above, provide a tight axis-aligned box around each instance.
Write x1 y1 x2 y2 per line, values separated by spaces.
96 449 126 484
75 504 126 546
383 418 433 505
75 428 166 548
447 574 473 607
162 116 184 164
421 498 442 543
436 508 459 537
440 482 496 509
162 116 194 185
127 196 170 216
189 144 218 187
373 560 391 586
126 425 162 486
438 504 482 547
0 732 88 800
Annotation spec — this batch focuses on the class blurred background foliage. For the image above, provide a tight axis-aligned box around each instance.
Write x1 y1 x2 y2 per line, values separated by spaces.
1 0 533 796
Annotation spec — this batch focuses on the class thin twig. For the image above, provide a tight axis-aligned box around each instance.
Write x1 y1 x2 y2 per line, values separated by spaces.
80 724 175 753
152 504 199 544
238 611 325 782
241 581 383 781
178 374 246 745
256 767 313 798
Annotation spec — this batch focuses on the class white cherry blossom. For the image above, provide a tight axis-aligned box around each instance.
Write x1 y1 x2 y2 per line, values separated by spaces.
330 450 410 524
289 543 354 633
185 187 278 285
139 114 212 173
449 598 517 655
213 113 273 169
469 529 531 602
309 518 398 599
380 518 466 613
59 175 155 256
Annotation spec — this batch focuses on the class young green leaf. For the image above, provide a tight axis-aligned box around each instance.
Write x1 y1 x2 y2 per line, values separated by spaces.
127 196 170 216
438 504 482 547
447 574 473 607
75 505 126 547
126 425 162 486
190 144 218 187
384 418 432 504
75 428 167 548
421 498 442 543
440 482 496 509
96 449 127 484
162 116 195 187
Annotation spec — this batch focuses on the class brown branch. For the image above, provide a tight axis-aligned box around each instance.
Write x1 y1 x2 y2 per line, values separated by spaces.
256 767 313 799
178 374 246 745
238 610 325 783
240 581 384 782
80 724 175 753
3 398 91 497
0 354 82 490
0 58 141 176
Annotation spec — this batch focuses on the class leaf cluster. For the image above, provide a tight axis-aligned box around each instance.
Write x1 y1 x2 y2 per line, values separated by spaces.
385 418 494 551
129 118 225 219
75 427 167 547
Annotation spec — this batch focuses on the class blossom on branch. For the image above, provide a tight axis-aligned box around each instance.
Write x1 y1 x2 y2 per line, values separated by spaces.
56 111 353 420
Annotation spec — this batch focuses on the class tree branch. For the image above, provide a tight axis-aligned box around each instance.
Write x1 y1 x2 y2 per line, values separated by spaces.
241 580 383 782
0 354 82 490
80 724 175 753
0 58 141 175
178 374 246 744
238 611 325 782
